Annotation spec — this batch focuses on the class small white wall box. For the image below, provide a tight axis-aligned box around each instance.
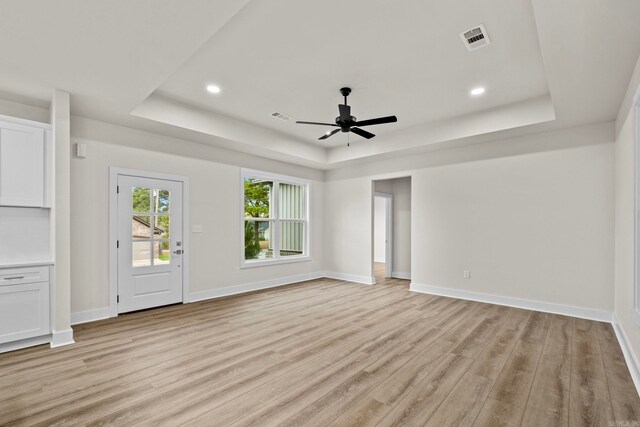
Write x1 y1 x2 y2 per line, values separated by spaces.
74 143 87 158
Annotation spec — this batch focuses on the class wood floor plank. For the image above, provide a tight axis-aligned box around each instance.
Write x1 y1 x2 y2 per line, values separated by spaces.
569 319 615 427
0 266 637 426
424 372 492 427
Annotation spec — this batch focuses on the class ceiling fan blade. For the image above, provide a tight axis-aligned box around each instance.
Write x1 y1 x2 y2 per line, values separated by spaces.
353 115 397 127
319 128 341 140
338 104 351 122
350 127 375 139
296 121 339 127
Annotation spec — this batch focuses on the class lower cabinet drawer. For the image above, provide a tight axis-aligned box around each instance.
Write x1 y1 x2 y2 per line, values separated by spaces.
0 281 50 344
0 266 49 286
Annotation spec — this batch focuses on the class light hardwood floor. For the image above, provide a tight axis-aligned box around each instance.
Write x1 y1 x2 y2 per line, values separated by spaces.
0 265 638 426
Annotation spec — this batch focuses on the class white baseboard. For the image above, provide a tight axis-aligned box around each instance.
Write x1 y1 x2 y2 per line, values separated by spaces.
71 307 114 325
0 335 51 353
322 271 375 285
392 271 411 280
374 258 385 263
409 282 612 323
188 271 326 303
50 328 75 348
612 314 640 396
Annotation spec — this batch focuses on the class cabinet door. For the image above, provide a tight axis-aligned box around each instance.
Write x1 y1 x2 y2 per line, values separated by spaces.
0 121 45 207
0 281 50 344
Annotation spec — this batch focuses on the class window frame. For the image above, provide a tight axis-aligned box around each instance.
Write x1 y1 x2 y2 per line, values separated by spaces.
240 168 311 268
634 91 640 327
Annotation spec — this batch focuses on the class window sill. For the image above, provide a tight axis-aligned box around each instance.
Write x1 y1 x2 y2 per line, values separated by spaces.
240 256 311 269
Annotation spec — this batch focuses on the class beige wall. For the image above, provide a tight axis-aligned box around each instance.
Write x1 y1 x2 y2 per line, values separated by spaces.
614 54 640 373
392 177 411 275
325 124 615 313
70 117 324 313
412 143 613 311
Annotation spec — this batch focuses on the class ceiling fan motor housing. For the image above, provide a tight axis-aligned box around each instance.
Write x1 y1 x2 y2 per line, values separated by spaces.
336 115 357 132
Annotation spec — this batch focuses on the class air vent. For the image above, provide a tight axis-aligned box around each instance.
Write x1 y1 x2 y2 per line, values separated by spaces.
460 24 491 51
271 112 293 121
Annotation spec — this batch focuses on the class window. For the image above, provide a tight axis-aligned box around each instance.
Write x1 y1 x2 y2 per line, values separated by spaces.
241 169 310 267
635 97 640 325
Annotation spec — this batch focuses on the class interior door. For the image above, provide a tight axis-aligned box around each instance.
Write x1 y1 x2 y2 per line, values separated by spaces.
117 175 183 313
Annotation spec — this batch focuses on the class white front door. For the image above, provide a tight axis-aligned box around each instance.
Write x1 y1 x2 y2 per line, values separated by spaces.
117 175 183 313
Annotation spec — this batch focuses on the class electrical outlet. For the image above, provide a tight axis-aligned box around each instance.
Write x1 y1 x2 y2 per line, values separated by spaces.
463 270 470 279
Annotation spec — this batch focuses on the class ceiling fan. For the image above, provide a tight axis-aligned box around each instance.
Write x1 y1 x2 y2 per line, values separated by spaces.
296 87 397 142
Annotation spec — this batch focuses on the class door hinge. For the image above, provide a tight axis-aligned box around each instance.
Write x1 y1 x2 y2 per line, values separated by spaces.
117 240 119 248
117 185 119 194
117 295 120 303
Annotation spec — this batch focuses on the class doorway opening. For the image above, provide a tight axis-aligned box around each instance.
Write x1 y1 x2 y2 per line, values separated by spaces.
372 177 411 286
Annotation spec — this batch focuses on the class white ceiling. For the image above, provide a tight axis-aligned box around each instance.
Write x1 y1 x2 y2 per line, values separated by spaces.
156 0 549 146
0 0 638 169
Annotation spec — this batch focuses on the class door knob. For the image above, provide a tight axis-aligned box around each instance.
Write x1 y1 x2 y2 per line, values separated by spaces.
173 249 183 255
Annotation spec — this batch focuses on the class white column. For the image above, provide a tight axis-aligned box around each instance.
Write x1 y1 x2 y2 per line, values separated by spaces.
50 89 74 347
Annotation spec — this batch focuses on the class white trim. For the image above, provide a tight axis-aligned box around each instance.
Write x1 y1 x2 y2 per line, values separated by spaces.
612 314 640 396
409 282 612 322
241 256 313 269
240 168 311 269
50 328 74 348
0 113 51 129
70 307 113 325
189 272 325 302
323 271 375 285
109 167 190 313
0 335 51 353
392 271 411 280
635 93 640 321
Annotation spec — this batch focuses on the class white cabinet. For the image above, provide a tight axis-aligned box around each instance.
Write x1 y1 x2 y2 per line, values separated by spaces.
0 120 48 207
0 266 50 344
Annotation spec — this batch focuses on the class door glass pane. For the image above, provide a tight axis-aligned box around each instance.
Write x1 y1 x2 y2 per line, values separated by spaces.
132 216 152 239
132 187 151 213
244 178 273 218
155 216 170 239
154 240 171 265
154 189 170 213
244 220 273 260
132 241 151 267
280 221 304 257
279 183 304 219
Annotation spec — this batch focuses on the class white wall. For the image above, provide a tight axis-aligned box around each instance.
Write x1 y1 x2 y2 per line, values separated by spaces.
69 117 324 314
373 197 386 263
614 54 640 382
325 123 615 314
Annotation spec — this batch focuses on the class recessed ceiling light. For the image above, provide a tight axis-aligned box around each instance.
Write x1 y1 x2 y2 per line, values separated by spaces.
206 85 221 94
470 87 485 96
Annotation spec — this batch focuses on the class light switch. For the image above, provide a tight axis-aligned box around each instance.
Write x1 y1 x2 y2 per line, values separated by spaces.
74 143 87 158
192 224 203 233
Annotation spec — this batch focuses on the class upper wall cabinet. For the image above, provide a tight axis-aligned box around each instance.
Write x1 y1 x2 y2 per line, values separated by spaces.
0 119 50 208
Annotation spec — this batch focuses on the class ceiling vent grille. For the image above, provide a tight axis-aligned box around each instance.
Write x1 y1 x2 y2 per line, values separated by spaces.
271 112 293 121
460 24 490 51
